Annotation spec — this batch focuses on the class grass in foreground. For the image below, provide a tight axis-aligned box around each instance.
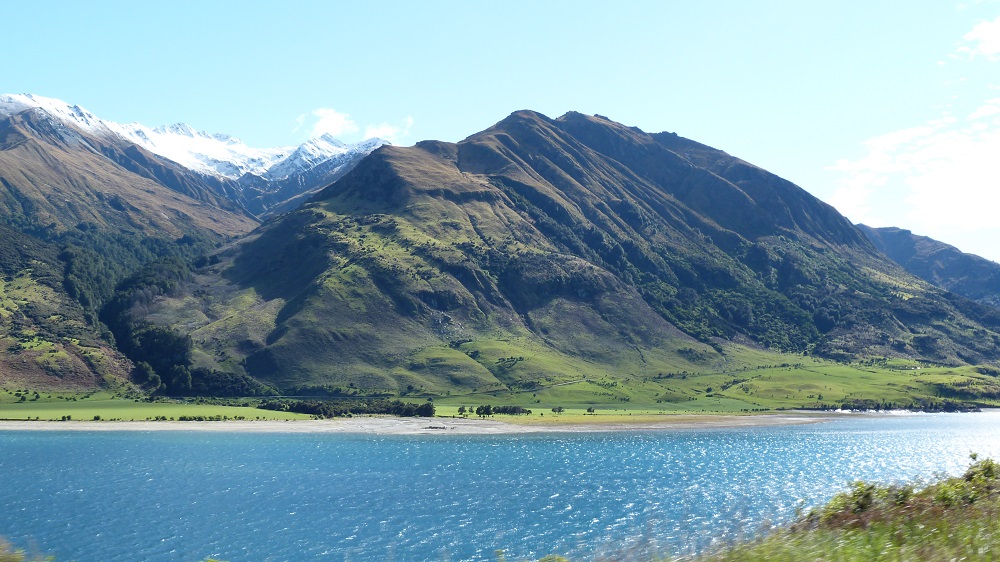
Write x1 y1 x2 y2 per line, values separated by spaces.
696 455 1000 561
0 539 45 562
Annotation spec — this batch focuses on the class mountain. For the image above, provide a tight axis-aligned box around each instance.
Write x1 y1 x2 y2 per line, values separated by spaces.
0 94 386 216
0 93 389 391
860 225 1000 308
0 99 260 390
121 111 1000 395
0 106 257 237
235 136 386 216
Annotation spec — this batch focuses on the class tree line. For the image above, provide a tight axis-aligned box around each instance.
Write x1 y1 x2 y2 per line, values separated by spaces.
259 398 435 418
459 405 532 417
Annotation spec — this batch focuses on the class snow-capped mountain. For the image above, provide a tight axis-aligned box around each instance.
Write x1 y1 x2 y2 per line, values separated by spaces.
0 93 109 135
119 122 293 179
0 93 387 215
263 134 345 180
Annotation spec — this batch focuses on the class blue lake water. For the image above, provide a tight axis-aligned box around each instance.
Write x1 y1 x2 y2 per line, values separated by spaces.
2 412 1000 561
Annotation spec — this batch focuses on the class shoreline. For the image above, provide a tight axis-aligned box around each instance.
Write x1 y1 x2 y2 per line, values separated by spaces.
0 412 837 435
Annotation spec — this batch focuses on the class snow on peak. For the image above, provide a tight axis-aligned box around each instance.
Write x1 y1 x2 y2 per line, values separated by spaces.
154 123 200 137
263 135 386 181
0 93 387 181
356 137 389 151
210 132 240 145
0 93 109 135
314 133 348 149
116 121 292 178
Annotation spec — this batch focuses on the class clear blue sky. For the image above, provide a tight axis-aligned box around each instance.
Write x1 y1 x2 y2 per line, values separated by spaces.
4 1 1000 261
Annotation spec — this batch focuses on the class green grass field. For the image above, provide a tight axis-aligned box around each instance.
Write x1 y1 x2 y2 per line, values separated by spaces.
0 391 308 421
431 348 1000 419
2 345 998 423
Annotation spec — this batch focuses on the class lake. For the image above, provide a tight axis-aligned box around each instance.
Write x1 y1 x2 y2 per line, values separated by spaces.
2 412 1000 561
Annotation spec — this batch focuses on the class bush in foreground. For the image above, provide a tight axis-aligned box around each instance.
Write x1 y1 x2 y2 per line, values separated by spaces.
0 539 46 562
696 455 1000 561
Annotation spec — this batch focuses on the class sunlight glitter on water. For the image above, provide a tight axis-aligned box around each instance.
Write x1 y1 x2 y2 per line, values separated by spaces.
2 412 1000 560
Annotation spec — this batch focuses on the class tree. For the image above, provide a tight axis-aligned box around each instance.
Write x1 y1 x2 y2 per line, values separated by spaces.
147 372 162 392
167 365 192 394
132 361 163 391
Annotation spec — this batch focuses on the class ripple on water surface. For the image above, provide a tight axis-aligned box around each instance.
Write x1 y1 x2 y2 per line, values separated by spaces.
2 412 1000 561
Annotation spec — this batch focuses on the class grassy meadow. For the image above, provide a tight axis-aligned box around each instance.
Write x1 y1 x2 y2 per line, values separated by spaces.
2 344 999 423
431 348 1000 421
0 390 308 421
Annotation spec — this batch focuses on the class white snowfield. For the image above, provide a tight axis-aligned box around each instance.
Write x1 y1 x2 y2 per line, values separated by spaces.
0 93 387 181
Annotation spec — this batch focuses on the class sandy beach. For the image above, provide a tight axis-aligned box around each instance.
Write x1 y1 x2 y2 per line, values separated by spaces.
0 413 833 435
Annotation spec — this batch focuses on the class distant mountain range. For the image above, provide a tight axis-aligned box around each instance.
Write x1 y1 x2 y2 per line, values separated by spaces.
0 93 386 216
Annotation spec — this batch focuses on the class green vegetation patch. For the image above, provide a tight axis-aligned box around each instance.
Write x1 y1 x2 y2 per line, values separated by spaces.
431 348 1000 415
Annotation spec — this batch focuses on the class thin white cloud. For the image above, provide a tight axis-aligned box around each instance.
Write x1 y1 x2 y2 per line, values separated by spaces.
824 172 880 225
300 109 412 143
824 15 1000 261
828 99 1000 259
969 97 1000 119
363 116 414 143
957 16 1000 60
310 108 360 138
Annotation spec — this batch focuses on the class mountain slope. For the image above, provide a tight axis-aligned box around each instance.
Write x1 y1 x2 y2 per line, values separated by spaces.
0 108 257 237
0 224 132 390
126 111 1000 394
860 225 1000 308
0 105 262 390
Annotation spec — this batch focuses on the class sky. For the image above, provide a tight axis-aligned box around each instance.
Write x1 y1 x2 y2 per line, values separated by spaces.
3 0 1000 262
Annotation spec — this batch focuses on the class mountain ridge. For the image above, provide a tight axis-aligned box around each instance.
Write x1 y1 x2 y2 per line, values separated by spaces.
860 225 1000 308
5 101 999 396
